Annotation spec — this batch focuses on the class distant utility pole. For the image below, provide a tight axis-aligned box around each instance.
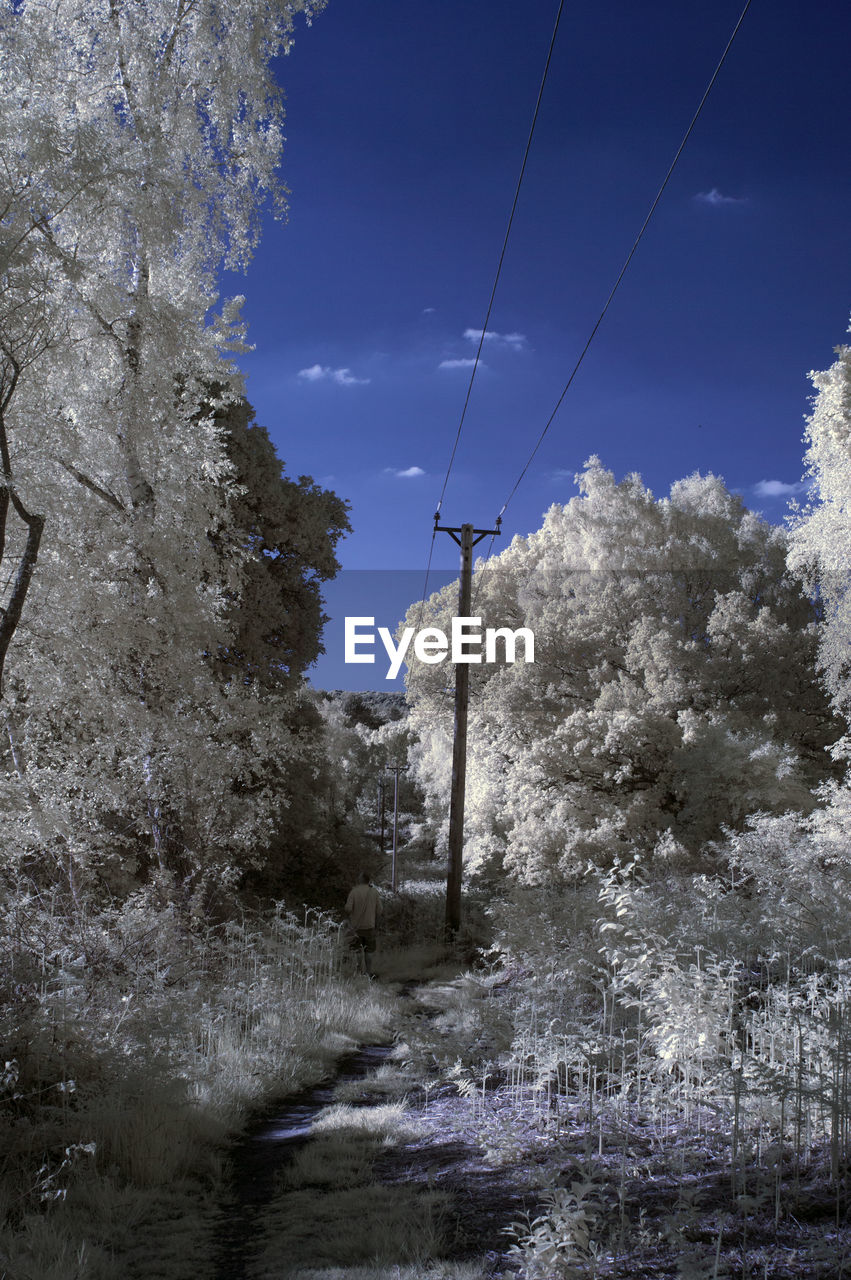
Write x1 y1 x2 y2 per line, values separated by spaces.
434 516 501 938
388 763 403 892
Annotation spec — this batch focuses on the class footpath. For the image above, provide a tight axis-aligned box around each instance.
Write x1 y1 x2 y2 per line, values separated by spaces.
210 966 534 1280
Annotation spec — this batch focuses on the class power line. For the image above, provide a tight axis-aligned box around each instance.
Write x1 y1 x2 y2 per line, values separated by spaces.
414 0 753 696
415 526 437 633
493 0 754 527
410 0 565 669
431 0 566 524
403 0 755 939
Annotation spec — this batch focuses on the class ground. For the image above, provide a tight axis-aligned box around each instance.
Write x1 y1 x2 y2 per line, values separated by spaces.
208 957 851 1280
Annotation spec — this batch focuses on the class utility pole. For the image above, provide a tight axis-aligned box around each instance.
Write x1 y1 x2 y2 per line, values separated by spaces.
434 516 501 937
378 776 386 856
388 763 403 892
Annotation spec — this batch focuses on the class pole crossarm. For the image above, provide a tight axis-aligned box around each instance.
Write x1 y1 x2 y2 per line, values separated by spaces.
434 515 501 548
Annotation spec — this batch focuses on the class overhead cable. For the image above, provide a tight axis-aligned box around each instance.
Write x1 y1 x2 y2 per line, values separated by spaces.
411 0 566 659
494 0 754 526
432 0 566 527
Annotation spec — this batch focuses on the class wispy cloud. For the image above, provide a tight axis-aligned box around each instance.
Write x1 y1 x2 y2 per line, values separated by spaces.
753 479 805 498
298 364 370 386
694 188 748 207
438 357 478 370
384 465 426 479
464 328 527 349
422 306 436 314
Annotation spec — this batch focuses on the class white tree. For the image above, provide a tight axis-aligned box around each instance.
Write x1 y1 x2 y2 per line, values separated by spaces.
0 0 329 895
787 333 851 727
0 0 325 567
406 460 839 885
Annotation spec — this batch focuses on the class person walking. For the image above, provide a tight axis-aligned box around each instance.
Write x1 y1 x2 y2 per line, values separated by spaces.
344 871 381 976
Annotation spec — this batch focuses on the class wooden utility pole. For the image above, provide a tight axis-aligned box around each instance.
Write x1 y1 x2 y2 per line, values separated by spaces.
389 763 402 892
434 516 501 937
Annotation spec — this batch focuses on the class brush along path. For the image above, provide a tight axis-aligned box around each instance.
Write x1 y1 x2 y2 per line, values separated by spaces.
387 969 851 1280
222 960 851 1280
213 968 537 1280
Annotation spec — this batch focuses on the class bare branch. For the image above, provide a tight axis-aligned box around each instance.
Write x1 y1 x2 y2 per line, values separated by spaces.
33 221 124 352
58 459 127 514
0 508 44 697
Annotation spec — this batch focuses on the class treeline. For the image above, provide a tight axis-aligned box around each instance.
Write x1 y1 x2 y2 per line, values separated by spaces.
396 338 851 1276
0 7 413 1273
405 454 844 885
0 0 374 911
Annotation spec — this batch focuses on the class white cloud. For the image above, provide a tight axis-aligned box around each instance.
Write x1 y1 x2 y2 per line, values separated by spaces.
298 364 370 386
384 465 425 479
422 306 436 314
333 367 370 385
694 188 748 207
439 357 478 370
753 479 805 498
463 327 527 348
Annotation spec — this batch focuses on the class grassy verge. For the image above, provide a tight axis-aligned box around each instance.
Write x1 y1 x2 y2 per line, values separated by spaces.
380 869 851 1279
0 891 397 1280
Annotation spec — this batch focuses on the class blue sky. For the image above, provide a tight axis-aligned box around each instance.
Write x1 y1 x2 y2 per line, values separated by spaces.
223 0 851 689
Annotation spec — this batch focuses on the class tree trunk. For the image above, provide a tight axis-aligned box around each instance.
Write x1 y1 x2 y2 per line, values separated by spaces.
0 394 45 696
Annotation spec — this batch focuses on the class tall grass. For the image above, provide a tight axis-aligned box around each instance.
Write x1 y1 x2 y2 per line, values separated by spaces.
485 862 851 1276
0 886 394 1278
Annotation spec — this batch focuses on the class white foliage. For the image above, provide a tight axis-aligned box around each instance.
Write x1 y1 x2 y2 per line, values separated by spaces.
0 0 327 886
787 334 851 721
406 459 837 884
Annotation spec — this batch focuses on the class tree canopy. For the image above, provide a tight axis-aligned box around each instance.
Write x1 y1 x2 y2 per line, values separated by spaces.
405 459 841 885
0 0 345 907
787 336 851 732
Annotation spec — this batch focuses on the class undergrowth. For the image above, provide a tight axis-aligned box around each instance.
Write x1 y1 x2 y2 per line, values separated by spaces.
0 883 395 1279
429 852 851 1279
370 841 851 1278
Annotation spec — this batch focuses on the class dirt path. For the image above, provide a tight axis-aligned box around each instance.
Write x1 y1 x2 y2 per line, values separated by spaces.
206 951 851 1280
212 978 533 1280
214 1044 396 1279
